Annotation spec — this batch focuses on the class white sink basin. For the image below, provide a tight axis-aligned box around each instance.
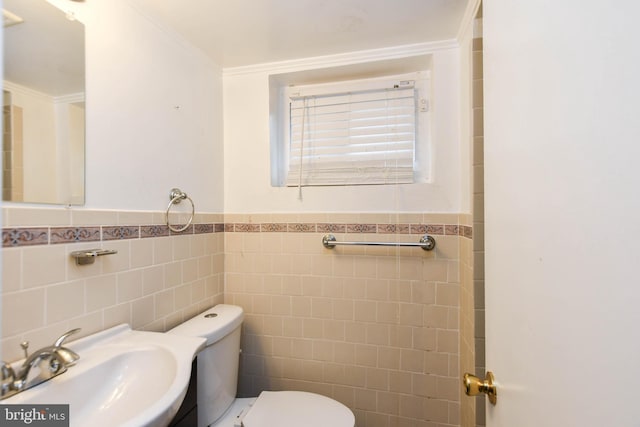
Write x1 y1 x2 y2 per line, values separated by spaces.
5 324 205 427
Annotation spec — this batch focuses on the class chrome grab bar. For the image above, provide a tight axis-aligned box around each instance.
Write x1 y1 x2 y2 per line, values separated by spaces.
322 234 436 251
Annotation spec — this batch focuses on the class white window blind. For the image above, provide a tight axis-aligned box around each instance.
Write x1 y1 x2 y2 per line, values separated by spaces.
286 81 416 186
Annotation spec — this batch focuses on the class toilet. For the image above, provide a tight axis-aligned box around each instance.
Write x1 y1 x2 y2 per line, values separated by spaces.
168 304 355 427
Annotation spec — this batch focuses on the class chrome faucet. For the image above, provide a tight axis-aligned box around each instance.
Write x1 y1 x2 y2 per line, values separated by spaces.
0 328 81 400
49 328 81 366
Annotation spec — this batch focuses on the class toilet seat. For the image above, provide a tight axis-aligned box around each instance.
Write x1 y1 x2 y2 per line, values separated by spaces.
241 391 355 427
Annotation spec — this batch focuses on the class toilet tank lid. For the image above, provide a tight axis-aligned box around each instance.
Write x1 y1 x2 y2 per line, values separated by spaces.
168 304 244 346
242 391 355 427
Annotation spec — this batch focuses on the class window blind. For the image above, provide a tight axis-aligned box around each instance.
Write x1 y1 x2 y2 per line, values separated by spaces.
286 82 416 186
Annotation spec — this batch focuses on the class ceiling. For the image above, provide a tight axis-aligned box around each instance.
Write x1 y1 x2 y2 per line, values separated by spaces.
129 0 471 69
1 0 470 97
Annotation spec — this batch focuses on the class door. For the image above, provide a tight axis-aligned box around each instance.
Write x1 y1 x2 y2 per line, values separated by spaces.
482 1 640 425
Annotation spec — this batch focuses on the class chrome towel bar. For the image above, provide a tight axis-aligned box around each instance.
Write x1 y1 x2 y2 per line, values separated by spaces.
322 234 436 251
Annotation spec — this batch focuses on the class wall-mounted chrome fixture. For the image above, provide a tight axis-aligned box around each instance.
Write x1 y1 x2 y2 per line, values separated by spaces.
70 249 117 265
322 234 436 251
165 188 195 233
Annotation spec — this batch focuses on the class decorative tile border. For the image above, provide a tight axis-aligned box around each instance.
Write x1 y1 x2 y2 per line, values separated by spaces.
140 225 170 238
317 223 346 233
2 223 224 248
346 223 377 233
2 222 471 248
50 227 101 244
234 223 260 233
102 226 140 240
194 224 214 234
261 223 288 232
2 227 48 247
226 222 472 239
287 223 316 233
377 224 410 234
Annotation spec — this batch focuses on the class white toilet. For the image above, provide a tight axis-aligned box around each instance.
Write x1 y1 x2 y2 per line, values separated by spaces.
168 304 355 427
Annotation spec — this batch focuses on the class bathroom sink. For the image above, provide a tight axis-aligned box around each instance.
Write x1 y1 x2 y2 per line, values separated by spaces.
5 324 205 427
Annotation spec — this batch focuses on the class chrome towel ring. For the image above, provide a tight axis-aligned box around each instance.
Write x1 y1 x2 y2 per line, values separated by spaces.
165 188 195 233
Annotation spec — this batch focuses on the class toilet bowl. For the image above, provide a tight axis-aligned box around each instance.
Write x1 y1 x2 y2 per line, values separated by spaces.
168 304 355 427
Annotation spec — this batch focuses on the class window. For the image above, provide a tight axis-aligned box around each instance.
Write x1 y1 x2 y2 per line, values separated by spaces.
280 72 430 187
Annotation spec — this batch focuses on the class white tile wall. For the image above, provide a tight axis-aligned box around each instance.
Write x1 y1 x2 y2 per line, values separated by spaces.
1 208 473 427
1 207 224 362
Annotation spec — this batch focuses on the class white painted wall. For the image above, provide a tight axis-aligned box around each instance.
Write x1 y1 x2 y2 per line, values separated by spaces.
34 1 462 215
46 0 224 212
223 45 463 213
35 1 467 215
484 0 640 425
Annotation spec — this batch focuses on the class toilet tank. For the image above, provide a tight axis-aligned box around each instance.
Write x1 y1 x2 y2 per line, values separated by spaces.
168 304 244 427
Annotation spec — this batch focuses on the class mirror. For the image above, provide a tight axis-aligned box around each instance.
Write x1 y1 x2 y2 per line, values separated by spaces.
3 0 85 205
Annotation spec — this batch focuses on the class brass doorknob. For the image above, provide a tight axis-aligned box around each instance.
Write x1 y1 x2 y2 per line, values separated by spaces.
463 371 497 405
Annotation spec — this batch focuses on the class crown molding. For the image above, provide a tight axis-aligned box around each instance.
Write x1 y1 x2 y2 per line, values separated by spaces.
54 92 85 104
222 39 459 77
3 80 53 102
3 81 84 104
